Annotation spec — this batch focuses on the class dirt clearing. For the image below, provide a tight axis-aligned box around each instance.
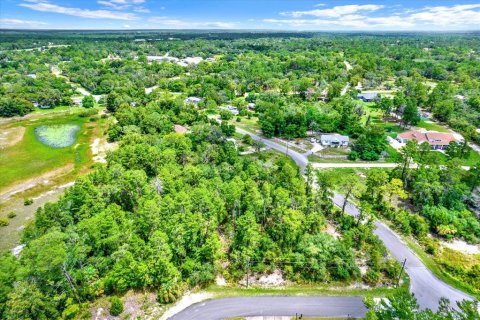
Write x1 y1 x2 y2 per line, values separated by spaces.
0 126 25 149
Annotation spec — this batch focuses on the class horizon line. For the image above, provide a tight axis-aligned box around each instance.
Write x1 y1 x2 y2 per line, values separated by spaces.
1 28 480 33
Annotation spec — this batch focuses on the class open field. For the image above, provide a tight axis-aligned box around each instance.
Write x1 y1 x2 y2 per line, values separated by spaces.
0 108 108 252
0 114 92 191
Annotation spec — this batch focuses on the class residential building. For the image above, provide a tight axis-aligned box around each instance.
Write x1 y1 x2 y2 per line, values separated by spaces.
357 92 378 102
219 105 239 115
396 129 458 150
320 134 350 147
174 124 188 134
185 97 203 104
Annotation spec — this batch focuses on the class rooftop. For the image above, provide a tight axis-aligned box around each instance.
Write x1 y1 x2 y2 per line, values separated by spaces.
398 130 457 145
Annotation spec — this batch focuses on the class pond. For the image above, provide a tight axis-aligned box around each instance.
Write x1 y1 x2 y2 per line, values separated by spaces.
34 124 80 148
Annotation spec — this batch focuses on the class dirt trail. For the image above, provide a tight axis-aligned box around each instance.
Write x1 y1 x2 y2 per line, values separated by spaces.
0 127 25 149
91 138 118 164
0 181 74 253
0 164 74 203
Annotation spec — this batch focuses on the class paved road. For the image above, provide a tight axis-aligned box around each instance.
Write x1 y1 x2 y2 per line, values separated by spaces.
236 128 308 170
332 194 473 311
240 128 473 311
170 296 367 320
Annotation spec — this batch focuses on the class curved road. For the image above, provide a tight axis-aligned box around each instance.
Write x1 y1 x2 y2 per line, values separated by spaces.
237 127 473 311
170 296 366 320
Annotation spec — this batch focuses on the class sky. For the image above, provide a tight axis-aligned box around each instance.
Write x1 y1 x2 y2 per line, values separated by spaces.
1 0 480 31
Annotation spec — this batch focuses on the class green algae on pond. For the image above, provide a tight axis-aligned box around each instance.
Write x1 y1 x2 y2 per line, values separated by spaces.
34 124 80 148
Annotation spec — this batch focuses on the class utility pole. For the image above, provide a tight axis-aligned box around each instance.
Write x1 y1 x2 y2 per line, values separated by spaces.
397 258 407 287
246 257 250 288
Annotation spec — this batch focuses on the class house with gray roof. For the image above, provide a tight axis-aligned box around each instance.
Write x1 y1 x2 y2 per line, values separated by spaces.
357 92 378 102
320 134 350 147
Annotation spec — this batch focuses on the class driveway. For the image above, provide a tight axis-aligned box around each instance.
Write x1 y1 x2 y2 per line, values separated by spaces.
169 296 367 320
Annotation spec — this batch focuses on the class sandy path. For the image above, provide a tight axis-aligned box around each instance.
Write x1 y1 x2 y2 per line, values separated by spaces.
91 138 117 164
0 127 25 149
0 181 74 253
0 164 74 203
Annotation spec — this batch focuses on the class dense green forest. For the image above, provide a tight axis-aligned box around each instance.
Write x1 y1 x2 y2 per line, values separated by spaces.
0 95 400 318
1 31 480 318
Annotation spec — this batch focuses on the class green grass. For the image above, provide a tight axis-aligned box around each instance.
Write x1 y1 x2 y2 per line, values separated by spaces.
32 105 76 114
402 237 480 299
416 120 449 132
423 150 480 167
0 114 92 191
233 116 261 134
206 283 399 299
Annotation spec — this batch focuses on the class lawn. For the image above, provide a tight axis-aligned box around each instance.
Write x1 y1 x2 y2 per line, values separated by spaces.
416 120 449 132
426 150 480 167
206 283 402 299
0 113 93 191
233 116 261 134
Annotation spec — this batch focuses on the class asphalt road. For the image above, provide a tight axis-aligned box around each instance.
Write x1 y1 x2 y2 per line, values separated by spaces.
236 128 308 171
170 296 367 320
332 194 473 311
239 127 473 310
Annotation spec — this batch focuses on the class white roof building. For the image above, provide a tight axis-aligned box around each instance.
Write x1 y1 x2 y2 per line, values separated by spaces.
185 97 203 104
320 134 350 147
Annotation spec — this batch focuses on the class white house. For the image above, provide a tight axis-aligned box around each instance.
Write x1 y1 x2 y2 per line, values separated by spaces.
320 134 350 147
219 105 239 115
357 92 378 102
185 97 203 104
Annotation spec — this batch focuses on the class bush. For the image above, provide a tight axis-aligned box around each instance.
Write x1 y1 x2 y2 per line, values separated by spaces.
242 134 253 145
363 269 380 285
0 217 10 227
24 198 33 206
348 151 359 160
236 116 241 122
109 296 123 316
7 211 16 218
157 282 182 304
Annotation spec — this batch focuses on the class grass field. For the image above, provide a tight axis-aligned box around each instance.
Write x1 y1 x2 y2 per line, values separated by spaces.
206 283 403 300
416 120 449 132
0 109 107 252
0 114 93 191
403 236 480 299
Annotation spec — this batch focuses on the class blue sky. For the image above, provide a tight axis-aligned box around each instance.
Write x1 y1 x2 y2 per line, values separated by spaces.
1 0 480 30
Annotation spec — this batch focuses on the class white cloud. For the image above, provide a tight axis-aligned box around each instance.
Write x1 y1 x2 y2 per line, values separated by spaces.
20 0 139 20
281 4 384 18
133 7 150 13
97 0 147 11
266 3 480 30
408 4 480 26
148 16 234 29
0 18 48 27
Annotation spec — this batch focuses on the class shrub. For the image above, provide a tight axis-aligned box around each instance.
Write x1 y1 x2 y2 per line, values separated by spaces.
236 116 241 122
7 211 16 218
24 198 33 206
157 282 182 304
109 296 123 316
363 269 380 285
348 151 359 160
0 217 9 227
242 134 253 145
